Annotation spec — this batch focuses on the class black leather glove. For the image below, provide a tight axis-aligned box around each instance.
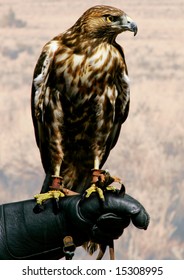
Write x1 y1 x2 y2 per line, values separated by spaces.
0 192 149 259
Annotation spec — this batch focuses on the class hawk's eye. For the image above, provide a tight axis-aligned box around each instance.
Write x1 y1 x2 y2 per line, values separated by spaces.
105 15 115 23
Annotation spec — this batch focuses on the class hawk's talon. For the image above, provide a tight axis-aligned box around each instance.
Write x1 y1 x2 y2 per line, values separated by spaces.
106 185 117 192
34 190 65 214
33 203 45 214
85 170 125 201
85 184 98 198
34 190 65 204
85 185 117 201
85 184 105 201
118 183 126 195
52 197 61 214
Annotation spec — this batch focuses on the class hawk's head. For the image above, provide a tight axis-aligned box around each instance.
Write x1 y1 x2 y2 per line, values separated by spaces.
72 5 138 41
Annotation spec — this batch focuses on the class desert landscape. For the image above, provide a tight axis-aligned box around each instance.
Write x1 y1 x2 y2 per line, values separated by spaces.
0 0 183 259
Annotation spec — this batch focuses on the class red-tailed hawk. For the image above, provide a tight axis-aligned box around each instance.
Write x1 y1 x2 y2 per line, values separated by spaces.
31 5 137 195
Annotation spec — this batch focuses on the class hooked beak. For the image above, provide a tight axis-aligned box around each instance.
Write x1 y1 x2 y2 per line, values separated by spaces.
120 14 138 36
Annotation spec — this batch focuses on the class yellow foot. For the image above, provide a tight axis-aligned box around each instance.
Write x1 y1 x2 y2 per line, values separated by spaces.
85 184 105 200
85 184 117 201
34 190 65 206
106 185 117 192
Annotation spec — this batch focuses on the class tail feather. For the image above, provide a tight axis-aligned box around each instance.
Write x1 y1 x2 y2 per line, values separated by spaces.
83 241 99 255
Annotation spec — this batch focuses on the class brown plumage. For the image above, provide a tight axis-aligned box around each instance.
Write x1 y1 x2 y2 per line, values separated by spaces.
31 5 137 194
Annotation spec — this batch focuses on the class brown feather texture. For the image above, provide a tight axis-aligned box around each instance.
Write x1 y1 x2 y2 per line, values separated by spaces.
31 5 137 193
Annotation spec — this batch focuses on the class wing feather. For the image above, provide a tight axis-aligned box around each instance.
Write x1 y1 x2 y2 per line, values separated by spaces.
31 41 59 172
100 44 130 168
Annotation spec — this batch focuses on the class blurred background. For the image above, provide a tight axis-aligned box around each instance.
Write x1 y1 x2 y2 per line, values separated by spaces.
0 0 183 259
